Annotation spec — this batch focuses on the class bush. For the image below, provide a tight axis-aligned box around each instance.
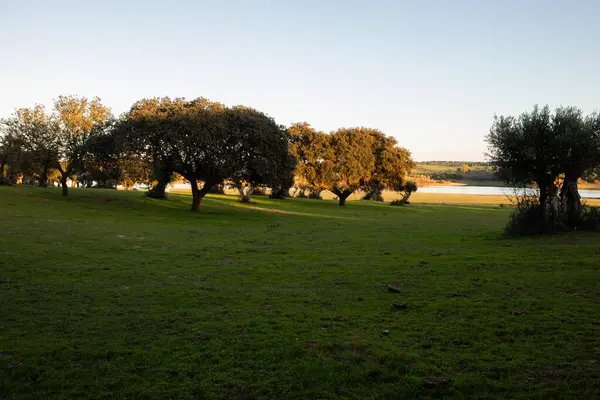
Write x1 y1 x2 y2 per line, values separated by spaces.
0 178 13 186
392 181 418 205
504 193 568 236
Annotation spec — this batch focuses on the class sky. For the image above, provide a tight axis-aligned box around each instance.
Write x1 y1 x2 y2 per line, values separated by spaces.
1 0 599 161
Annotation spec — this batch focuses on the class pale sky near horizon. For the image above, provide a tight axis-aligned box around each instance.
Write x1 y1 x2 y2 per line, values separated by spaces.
1 0 599 161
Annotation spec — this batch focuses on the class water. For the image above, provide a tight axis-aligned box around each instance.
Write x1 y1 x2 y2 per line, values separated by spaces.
419 185 600 199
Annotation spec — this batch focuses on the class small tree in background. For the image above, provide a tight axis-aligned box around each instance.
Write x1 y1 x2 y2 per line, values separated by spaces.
288 122 332 199
326 127 375 206
362 130 414 201
461 164 470 176
2 105 60 186
53 95 111 196
391 180 418 205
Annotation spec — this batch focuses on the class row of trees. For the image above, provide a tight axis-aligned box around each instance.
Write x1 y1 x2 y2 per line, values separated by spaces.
288 123 414 205
1 96 415 210
486 105 600 232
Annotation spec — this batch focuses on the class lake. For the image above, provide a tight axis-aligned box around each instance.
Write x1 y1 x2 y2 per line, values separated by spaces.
419 185 600 199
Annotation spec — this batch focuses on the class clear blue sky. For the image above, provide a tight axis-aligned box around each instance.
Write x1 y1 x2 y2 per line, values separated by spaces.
1 0 599 161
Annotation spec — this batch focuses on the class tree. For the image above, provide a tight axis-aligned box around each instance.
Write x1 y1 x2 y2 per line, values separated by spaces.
122 97 292 211
119 98 179 198
486 106 561 211
288 123 333 198
227 106 294 203
461 164 470 176
79 119 121 188
397 180 418 204
486 105 600 232
1 106 61 186
327 128 376 206
554 107 600 225
119 153 152 189
0 126 26 183
269 157 295 199
361 130 414 201
53 95 111 196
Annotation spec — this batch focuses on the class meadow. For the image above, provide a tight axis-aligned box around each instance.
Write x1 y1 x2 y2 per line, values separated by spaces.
1 187 599 399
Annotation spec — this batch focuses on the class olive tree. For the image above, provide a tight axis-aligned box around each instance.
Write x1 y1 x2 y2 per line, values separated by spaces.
486 105 600 231
554 107 600 225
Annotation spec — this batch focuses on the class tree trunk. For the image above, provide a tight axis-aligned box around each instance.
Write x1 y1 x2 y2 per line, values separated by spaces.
191 180 202 211
560 175 581 227
148 167 171 198
60 176 69 196
541 183 559 233
238 186 253 203
401 191 411 204
39 166 48 188
335 189 353 206
148 178 168 198
190 179 217 211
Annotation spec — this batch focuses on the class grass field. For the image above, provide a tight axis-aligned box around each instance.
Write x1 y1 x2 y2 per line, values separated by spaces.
1 187 599 399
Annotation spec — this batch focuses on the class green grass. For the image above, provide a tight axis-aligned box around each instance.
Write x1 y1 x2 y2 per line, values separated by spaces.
413 163 493 175
1 187 599 399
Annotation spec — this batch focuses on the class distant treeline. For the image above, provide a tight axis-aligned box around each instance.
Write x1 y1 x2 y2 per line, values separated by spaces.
416 161 496 167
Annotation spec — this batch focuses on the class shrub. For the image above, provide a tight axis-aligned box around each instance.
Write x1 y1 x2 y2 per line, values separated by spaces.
0 178 13 186
504 193 568 235
392 181 418 205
